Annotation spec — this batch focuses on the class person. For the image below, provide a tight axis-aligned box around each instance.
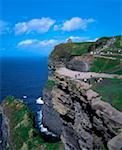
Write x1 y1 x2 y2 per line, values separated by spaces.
97 78 103 83
95 78 97 83
83 79 87 83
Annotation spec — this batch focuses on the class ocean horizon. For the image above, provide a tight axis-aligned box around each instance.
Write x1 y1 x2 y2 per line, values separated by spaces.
0 56 48 104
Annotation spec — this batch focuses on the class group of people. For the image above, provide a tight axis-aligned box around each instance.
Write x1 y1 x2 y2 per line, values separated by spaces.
74 74 81 79
74 74 93 79
74 73 103 84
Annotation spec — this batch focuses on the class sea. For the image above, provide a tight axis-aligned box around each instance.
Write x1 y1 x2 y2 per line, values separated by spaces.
0 56 58 146
0 56 48 110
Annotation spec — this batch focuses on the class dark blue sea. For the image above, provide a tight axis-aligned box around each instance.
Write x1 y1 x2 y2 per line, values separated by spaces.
0 57 48 107
0 57 59 146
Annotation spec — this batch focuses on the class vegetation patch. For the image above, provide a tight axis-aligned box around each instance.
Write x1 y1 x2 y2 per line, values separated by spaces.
45 80 56 90
113 69 122 75
90 57 120 73
101 55 122 59
50 36 122 66
92 78 122 111
115 36 122 49
50 42 93 63
3 96 63 150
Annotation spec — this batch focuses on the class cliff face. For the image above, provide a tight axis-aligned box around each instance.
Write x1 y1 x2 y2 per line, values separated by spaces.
42 36 122 150
43 74 122 150
0 105 10 150
42 88 62 136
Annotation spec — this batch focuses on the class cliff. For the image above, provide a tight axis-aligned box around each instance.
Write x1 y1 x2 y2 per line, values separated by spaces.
42 36 122 150
0 96 62 150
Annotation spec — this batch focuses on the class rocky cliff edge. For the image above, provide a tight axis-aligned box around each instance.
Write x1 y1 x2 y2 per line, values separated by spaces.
42 36 122 150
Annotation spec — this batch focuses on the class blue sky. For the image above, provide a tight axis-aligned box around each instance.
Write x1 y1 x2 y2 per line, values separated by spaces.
0 0 121 57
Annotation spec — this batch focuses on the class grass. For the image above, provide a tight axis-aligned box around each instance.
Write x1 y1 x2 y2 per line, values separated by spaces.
90 57 120 73
98 37 111 41
50 42 92 63
92 78 122 111
113 69 122 75
115 36 122 49
3 96 63 150
45 80 56 90
70 42 92 56
50 36 122 66
101 55 122 59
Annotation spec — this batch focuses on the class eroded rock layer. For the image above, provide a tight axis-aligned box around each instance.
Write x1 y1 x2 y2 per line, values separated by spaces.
42 36 122 150
43 74 122 150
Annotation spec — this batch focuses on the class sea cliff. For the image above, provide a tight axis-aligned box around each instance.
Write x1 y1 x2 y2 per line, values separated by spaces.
42 36 122 150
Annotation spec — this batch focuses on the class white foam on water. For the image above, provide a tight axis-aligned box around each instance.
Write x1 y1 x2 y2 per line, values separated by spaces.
23 95 27 99
36 107 57 138
36 97 44 105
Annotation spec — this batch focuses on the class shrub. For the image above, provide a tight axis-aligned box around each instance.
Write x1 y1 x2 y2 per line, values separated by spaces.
45 80 56 90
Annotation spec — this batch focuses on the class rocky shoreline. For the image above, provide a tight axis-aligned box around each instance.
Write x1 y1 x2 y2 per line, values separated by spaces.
0 98 61 149
0 106 10 150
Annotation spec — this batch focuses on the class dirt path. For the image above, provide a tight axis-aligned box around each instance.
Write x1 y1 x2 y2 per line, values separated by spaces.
56 67 122 79
94 55 117 60
94 55 122 61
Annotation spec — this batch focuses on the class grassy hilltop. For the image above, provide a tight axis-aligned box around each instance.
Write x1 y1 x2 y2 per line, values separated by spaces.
50 36 122 62
49 35 122 111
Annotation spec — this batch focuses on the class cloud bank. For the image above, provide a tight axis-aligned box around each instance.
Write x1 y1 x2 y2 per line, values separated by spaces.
18 39 58 48
1 17 95 36
54 17 95 31
15 18 55 35
67 36 90 42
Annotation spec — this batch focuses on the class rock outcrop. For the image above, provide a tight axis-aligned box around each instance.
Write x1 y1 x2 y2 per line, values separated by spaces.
42 88 62 136
66 55 93 72
43 75 122 150
0 106 10 150
42 36 122 150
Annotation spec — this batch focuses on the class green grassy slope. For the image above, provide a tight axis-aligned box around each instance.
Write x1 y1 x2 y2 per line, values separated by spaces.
50 42 93 63
115 36 122 49
92 79 122 111
50 36 122 65
90 57 121 73
2 96 63 150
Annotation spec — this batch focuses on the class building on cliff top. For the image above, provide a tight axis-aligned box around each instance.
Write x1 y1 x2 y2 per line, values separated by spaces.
67 38 73 43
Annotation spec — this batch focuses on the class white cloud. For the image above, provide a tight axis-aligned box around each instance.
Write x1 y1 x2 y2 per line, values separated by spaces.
18 39 58 48
66 36 100 43
15 18 55 35
54 17 95 31
67 36 90 42
18 39 38 47
87 38 99 42
0 20 10 35
39 39 58 47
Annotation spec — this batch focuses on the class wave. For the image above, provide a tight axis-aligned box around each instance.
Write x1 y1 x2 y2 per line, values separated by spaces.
35 97 60 141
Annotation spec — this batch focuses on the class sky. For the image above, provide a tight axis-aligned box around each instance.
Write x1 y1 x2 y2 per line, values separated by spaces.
0 0 121 57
